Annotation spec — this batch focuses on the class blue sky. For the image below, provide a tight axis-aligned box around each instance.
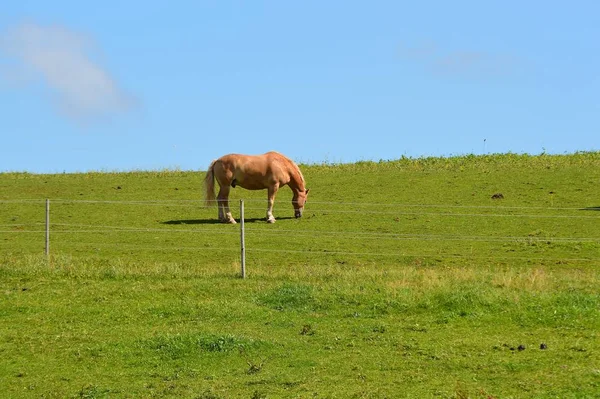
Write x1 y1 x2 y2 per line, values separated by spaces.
1 1 598 173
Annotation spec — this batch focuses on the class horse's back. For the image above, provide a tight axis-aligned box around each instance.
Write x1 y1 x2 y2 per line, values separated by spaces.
218 152 291 172
214 152 292 189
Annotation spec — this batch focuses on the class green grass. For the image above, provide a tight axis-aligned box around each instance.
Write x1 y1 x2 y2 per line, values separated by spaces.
1 152 600 398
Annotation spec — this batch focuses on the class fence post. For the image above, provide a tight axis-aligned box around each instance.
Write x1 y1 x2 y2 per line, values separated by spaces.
45 199 50 256
240 199 246 279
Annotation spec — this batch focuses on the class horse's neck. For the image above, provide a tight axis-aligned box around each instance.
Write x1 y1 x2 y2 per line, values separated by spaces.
288 170 305 192
289 179 304 192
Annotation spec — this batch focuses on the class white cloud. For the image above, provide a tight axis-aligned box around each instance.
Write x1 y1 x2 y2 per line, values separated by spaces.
0 22 136 123
398 41 522 78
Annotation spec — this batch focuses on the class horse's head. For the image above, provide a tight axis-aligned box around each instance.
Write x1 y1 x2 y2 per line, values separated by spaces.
292 188 310 218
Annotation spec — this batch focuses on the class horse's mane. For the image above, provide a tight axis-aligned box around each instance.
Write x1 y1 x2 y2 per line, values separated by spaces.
276 152 304 187
292 160 305 184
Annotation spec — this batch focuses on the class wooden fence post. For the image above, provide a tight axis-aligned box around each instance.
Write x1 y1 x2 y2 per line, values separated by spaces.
240 199 246 279
45 199 50 256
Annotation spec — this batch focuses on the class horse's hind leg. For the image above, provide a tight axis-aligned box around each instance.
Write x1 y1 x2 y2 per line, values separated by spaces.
217 186 236 224
217 199 225 221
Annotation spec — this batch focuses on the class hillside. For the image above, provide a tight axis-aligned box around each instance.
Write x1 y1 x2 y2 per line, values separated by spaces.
1 152 599 398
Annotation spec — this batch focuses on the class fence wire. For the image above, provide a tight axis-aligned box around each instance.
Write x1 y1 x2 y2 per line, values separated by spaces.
1 198 598 263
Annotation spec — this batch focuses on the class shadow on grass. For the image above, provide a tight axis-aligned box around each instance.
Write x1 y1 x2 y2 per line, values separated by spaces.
163 219 222 225
163 216 295 225
580 207 600 211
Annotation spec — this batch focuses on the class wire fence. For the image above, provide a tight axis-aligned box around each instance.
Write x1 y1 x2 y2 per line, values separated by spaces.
1 199 599 268
4 197 599 209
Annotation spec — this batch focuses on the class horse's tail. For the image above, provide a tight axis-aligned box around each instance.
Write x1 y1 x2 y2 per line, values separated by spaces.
204 160 217 207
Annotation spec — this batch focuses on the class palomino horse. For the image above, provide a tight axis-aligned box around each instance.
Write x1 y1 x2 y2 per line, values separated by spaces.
204 151 309 223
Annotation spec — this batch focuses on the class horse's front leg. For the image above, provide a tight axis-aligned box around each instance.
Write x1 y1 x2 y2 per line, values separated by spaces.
217 186 236 224
266 184 279 223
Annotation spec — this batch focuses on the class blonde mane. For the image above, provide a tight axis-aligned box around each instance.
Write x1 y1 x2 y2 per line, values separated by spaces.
287 156 305 188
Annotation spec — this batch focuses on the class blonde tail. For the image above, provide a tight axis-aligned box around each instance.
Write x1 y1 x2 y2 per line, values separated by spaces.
204 160 217 207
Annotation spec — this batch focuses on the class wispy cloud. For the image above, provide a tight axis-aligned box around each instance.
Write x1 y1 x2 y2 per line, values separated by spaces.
0 22 136 123
399 41 523 78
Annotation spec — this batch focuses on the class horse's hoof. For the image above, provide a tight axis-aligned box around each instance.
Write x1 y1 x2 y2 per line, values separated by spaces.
228 219 237 224
267 218 276 224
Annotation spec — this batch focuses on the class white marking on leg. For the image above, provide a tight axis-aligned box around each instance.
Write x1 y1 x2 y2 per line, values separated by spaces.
266 184 279 223
226 211 237 224
266 197 275 223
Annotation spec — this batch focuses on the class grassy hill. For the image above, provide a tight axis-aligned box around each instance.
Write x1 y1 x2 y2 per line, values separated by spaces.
1 152 599 398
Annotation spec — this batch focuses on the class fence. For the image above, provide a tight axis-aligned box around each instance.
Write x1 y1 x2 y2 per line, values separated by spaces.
1 198 599 277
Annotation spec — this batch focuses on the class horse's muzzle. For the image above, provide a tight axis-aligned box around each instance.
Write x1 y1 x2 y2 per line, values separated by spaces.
295 210 303 218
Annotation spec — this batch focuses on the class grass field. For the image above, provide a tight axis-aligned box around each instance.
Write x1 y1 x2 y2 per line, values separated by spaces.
1 152 599 398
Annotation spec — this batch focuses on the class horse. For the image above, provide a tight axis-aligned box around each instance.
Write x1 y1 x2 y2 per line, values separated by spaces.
204 151 309 223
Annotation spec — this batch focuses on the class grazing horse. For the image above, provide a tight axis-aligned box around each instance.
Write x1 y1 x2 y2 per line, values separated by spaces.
204 151 309 223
